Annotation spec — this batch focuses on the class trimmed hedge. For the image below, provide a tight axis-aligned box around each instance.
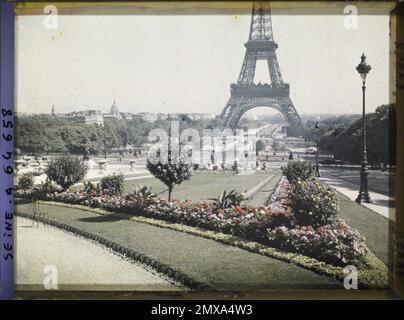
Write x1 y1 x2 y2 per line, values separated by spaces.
290 177 340 228
17 172 34 190
281 161 316 184
100 173 124 196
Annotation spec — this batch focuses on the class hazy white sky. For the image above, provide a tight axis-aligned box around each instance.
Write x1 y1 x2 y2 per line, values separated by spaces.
16 10 390 115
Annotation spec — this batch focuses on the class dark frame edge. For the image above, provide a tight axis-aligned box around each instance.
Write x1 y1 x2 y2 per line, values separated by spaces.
6 0 403 300
0 0 15 301
391 0 404 300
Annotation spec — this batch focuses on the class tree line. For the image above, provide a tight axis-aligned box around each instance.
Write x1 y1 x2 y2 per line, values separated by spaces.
15 114 220 156
305 104 396 165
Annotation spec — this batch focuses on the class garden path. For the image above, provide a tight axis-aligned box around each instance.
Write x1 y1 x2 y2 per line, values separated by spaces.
320 169 394 220
15 217 182 291
245 173 281 207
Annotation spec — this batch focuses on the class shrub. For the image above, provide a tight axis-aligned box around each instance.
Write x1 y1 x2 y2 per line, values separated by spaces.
281 161 316 184
290 177 339 228
232 208 291 242
17 172 34 190
83 181 100 195
210 189 248 209
32 171 43 177
100 173 124 196
37 178 59 195
128 185 156 203
45 156 88 190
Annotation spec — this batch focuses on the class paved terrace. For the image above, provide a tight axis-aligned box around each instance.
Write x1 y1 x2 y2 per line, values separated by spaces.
320 168 395 221
320 168 392 267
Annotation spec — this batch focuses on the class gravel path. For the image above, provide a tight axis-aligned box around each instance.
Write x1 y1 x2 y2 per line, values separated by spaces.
15 203 341 290
245 172 281 207
15 217 183 291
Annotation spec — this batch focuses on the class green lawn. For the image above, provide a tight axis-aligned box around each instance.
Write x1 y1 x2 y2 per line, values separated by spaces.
124 172 271 201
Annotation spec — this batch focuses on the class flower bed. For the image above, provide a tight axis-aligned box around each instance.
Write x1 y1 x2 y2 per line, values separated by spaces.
16 187 286 243
268 221 367 266
15 174 368 267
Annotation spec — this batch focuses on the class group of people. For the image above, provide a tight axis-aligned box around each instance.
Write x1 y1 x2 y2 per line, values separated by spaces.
256 160 268 172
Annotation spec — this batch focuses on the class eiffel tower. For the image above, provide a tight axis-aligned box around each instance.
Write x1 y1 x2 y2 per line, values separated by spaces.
221 2 302 136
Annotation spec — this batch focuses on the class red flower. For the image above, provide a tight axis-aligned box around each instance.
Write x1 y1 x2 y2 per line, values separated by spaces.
306 225 314 232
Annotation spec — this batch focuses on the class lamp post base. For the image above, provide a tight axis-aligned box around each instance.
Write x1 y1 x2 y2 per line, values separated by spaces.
355 192 371 204
355 166 372 204
316 164 320 177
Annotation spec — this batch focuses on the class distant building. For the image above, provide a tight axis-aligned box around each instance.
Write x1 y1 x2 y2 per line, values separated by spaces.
120 112 134 120
184 113 215 121
135 112 161 122
65 110 104 125
103 99 123 119
134 112 215 123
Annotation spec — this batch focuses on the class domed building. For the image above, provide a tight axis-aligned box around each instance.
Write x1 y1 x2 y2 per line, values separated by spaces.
110 99 119 115
103 99 122 119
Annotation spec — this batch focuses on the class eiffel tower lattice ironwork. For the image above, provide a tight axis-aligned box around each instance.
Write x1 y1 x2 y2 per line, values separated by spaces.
220 2 302 135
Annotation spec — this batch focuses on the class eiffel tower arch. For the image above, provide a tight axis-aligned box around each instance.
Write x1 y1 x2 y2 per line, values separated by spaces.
221 2 302 136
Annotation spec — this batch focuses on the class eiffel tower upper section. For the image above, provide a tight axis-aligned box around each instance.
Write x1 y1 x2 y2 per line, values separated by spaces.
234 1 287 92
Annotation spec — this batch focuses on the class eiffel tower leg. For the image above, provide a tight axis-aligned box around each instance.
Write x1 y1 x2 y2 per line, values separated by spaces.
228 113 241 131
267 54 283 85
237 52 257 86
222 100 239 127
221 101 232 118
223 101 246 130
280 103 303 137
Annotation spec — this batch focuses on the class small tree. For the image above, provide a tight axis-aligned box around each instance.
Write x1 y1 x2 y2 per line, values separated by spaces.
281 161 316 184
17 172 34 190
100 173 124 195
45 156 88 190
146 143 192 201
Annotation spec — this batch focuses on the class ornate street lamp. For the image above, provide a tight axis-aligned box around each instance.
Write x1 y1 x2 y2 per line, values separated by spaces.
315 121 320 177
355 53 372 203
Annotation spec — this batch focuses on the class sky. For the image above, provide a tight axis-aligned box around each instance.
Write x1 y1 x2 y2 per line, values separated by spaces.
16 8 390 116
